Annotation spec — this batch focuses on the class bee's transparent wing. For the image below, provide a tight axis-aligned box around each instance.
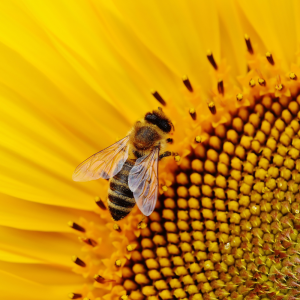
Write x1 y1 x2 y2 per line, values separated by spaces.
72 136 129 182
128 147 159 216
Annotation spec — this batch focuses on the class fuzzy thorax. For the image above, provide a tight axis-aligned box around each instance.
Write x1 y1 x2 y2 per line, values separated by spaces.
127 121 168 159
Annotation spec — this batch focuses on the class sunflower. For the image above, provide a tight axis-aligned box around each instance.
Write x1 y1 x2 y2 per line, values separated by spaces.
2 1 300 300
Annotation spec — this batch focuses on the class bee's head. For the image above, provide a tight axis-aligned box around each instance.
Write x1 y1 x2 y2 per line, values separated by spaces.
144 108 174 133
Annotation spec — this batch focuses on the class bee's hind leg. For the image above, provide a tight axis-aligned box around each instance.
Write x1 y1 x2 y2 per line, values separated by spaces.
159 151 176 161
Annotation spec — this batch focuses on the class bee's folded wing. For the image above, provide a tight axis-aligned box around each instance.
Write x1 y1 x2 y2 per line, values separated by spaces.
72 136 130 181
128 147 159 216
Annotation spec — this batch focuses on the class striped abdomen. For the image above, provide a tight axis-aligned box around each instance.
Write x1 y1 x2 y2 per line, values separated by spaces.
107 159 136 221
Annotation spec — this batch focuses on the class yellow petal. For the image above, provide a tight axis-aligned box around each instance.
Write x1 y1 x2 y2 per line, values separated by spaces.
0 194 100 232
216 0 247 76
0 0 145 119
0 249 41 263
92 0 184 107
0 226 80 266
0 51 129 209
0 261 83 285
0 270 82 300
237 0 298 69
111 0 220 93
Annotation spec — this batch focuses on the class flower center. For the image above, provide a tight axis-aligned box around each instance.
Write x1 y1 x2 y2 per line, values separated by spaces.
122 95 300 300
68 36 300 300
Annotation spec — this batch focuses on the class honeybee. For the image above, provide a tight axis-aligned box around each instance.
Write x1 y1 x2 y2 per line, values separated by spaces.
72 108 174 221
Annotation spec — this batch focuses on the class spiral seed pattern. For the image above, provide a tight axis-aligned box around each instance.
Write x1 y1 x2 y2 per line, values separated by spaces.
123 96 300 300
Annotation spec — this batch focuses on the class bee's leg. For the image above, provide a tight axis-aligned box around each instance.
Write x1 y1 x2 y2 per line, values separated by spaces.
166 138 173 144
159 151 176 160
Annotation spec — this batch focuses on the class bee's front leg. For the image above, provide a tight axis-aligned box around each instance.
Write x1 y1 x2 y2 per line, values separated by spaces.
159 151 176 161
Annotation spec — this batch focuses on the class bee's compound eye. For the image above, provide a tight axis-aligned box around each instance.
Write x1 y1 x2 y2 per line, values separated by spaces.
161 121 172 133
145 112 172 133
145 113 157 123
